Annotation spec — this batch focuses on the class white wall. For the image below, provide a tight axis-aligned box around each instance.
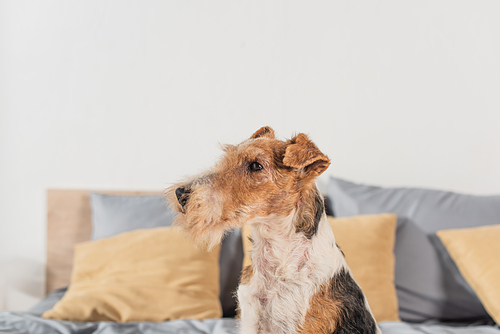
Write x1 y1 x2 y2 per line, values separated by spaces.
1 1 499 311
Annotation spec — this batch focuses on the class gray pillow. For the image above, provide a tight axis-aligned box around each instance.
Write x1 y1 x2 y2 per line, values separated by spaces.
90 193 243 318
327 177 500 323
90 194 175 240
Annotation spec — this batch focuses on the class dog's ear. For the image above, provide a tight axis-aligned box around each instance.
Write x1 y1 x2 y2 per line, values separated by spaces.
283 133 330 177
250 126 275 139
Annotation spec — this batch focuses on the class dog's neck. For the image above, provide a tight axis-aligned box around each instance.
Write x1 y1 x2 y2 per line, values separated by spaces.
293 185 325 239
249 210 346 281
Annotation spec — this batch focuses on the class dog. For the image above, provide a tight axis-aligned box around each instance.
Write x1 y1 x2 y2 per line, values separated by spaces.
167 126 380 334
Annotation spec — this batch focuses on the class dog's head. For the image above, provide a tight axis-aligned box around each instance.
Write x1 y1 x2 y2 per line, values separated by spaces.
166 126 330 249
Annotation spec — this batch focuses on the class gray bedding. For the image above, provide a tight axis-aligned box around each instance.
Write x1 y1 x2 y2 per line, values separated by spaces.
379 322 500 334
2 313 500 334
0 312 238 334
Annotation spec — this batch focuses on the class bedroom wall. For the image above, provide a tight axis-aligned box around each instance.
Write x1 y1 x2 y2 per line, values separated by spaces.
0 1 499 311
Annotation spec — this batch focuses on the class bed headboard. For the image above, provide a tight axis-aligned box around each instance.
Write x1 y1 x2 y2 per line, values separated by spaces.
46 189 162 294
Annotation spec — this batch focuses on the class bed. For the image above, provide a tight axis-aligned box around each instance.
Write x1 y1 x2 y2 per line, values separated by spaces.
1 181 499 333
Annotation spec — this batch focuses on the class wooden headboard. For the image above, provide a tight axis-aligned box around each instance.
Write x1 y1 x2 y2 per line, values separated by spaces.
46 189 162 294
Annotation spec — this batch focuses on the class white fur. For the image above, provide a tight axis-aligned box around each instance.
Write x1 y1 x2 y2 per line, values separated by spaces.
237 211 348 334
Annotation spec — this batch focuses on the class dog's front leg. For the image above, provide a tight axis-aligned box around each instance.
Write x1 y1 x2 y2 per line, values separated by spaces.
237 284 260 334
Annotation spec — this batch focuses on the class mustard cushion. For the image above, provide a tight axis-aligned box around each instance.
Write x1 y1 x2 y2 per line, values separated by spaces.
437 225 500 325
242 214 399 322
43 227 221 322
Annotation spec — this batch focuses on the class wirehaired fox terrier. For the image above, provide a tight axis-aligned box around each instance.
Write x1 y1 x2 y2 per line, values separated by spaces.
168 126 380 334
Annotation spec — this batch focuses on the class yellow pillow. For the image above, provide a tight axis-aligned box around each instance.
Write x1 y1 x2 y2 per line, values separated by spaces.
437 224 500 325
43 227 221 322
242 214 399 322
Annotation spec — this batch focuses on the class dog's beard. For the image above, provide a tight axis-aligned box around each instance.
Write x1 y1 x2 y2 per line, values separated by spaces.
168 185 244 250
174 209 233 251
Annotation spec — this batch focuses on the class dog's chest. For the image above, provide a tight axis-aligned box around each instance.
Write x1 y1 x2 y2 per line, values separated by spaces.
243 238 317 333
249 273 311 333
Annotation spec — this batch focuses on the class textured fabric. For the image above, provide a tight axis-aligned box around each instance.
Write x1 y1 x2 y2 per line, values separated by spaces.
3 313 500 334
42 227 221 322
1 313 239 334
89 193 243 317
327 177 499 322
438 225 500 325
378 321 500 334
241 213 400 322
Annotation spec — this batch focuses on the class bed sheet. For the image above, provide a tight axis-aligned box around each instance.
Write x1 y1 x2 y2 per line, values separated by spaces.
379 321 500 334
0 312 238 334
2 314 500 334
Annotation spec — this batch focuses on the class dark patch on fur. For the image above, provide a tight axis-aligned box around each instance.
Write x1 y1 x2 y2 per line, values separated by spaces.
331 268 377 334
336 242 345 257
324 196 334 216
312 190 324 236
296 188 324 239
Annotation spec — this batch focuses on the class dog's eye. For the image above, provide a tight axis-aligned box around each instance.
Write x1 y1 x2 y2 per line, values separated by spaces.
248 162 263 172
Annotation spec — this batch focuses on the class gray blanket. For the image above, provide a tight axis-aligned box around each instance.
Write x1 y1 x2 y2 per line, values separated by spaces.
0 313 238 334
379 322 500 334
2 314 500 334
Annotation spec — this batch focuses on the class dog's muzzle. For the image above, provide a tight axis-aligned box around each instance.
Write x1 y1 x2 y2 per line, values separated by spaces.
175 187 191 209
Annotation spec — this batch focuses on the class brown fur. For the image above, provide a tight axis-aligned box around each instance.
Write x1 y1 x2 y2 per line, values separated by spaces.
301 268 379 334
240 265 254 285
166 126 331 249
283 133 330 178
294 186 325 238
299 279 342 334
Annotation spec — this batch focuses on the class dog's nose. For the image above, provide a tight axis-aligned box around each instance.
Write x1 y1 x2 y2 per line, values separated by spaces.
175 187 191 208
